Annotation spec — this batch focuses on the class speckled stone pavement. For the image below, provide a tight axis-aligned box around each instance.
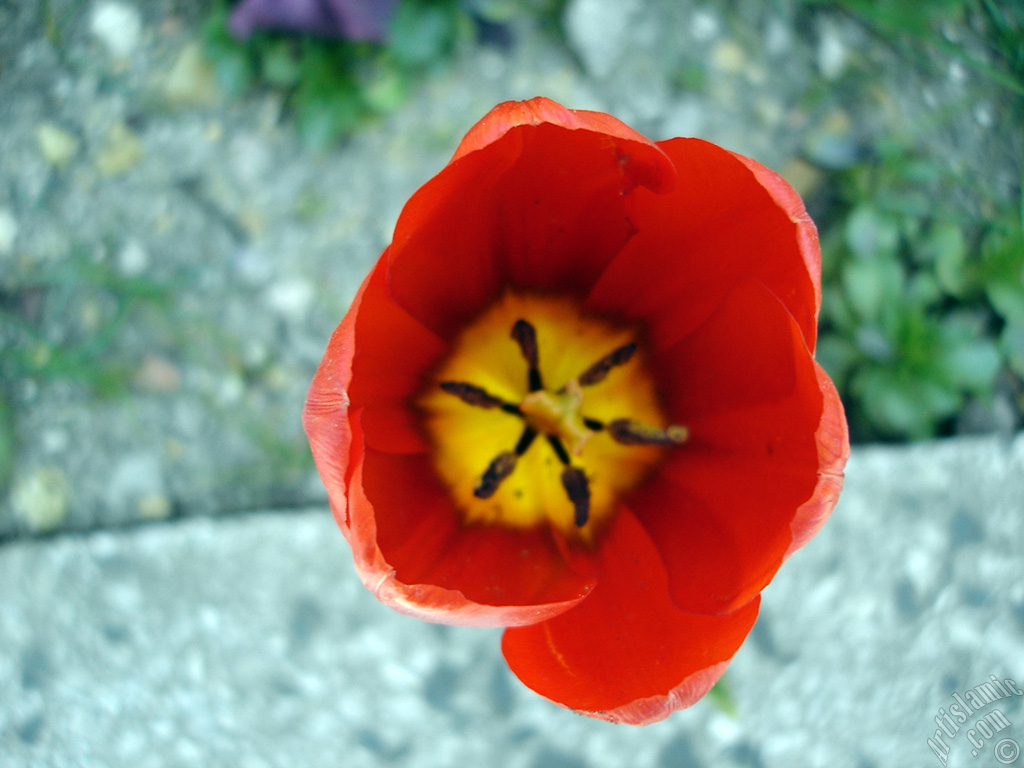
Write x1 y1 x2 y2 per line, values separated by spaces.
1 435 1022 768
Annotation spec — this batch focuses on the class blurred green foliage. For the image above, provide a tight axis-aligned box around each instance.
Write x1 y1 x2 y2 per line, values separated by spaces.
0 257 175 495
816 139 1024 440
0 258 172 400
706 674 737 717
804 0 1024 440
0 252 317 499
0 392 13 496
807 0 1024 97
805 0 971 35
202 0 566 149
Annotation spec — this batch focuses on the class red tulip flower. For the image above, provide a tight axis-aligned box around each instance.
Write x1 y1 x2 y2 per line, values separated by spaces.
304 97 849 725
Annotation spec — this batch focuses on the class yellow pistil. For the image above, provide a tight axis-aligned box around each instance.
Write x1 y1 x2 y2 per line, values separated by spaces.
519 379 591 456
418 292 685 539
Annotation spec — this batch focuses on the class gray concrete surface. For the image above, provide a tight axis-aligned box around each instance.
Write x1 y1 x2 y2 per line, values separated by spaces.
1 435 1022 768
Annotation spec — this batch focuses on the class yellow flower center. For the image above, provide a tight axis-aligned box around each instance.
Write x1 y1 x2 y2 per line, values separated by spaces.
417 293 687 540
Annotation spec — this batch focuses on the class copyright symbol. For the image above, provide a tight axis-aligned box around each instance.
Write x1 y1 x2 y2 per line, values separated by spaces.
995 738 1021 764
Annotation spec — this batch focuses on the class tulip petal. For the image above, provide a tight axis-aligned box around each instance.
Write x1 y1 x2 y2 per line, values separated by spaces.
450 97 675 195
785 364 848 555
730 150 822 338
345 422 596 627
303 261 373 528
586 138 821 353
629 280 846 615
305 257 596 625
501 509 759 725
304 252 445 519
343 256 446 455
346 253 447 404
386 98 676 339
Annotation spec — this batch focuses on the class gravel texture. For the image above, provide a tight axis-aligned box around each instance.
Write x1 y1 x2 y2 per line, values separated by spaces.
1 435 1022 768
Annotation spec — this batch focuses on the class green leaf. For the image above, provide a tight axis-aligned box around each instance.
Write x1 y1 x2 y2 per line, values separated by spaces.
854 325 895 362
0 393 14 495
467 0 526 22
923 221 966 263
706 675 737 717
917 378 962 421
295 90 364 148
297 40 346 93
898 158 944 187
213 49 255 96
906 272 942 308
841 255 904 323
360 62 409 114
854 367 957 439
820 0 966 36
981 220 1024 324
844 205 901 260
981 217 1024 279
818 227 846 281
821 285 856 330
200 1 235 47
261 40 301 88
389 0 459 67
854 368 933 438
816 334 860 386
923 222 969 296
1001 321 1024 378
942 339 1001 393
988 283 1024 325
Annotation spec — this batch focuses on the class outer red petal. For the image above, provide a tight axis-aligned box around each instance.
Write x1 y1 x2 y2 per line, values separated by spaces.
303 261 375 528
343 255 446 455
304 253 596 627
450 97 675 194
585 138 821 352
629 280 848 616
304 251 443 524
385 98 677 339
349 428 596 627
730 150 822 343
501 510 760 725
785 365 848 555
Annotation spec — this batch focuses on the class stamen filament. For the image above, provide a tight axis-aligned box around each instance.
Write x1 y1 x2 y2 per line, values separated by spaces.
546 435 571 465
513 427 538 456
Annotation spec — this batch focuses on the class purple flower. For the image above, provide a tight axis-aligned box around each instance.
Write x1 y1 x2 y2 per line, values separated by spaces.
229 0 399 43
